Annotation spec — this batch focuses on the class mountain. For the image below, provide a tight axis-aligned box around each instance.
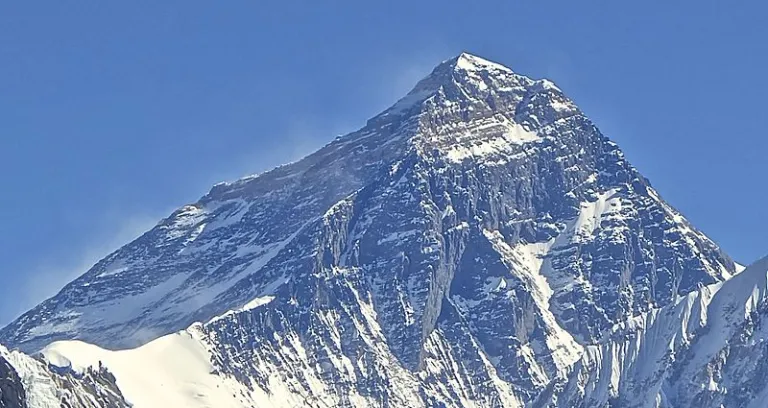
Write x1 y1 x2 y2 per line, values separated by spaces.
0 53 748 407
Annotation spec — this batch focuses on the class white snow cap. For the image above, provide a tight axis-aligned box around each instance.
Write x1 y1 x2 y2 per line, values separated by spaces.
452 52 513 73
380 52 515 117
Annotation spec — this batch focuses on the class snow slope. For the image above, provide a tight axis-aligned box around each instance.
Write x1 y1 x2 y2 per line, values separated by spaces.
42 326 263 408
0 344 129 408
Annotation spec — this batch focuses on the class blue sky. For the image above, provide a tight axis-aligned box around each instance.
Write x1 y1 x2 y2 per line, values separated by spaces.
1 1 766 324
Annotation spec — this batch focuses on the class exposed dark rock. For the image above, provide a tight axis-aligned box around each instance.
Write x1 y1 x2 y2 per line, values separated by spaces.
0 356 25 408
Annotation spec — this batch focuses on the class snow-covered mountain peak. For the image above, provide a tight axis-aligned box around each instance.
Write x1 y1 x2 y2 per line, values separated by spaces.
211 53 574 200
0 52 744 408
377 52 537 120
453 52 514 73
371 52 581 167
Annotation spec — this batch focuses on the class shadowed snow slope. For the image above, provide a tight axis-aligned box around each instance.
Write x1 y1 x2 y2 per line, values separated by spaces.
0 53 745 407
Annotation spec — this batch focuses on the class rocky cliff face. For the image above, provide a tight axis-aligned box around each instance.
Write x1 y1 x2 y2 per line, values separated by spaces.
0 53 751 407
0 356 25 408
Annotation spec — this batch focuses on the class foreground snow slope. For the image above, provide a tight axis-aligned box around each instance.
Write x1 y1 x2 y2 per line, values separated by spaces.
1 53 742 407
0 344 128 408
42 325 265 408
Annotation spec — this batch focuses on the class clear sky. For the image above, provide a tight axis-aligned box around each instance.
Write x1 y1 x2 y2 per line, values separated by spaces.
1 1 766 324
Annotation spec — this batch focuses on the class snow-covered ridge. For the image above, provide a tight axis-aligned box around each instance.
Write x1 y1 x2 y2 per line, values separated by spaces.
541 255 768 407
0 343 129 408
41 327 261 408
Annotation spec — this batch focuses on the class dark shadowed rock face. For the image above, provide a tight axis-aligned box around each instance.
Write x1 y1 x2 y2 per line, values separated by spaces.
0 357 25 408
0 53 742 407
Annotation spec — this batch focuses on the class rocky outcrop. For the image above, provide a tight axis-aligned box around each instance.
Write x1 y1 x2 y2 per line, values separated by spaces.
0 356 25 408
